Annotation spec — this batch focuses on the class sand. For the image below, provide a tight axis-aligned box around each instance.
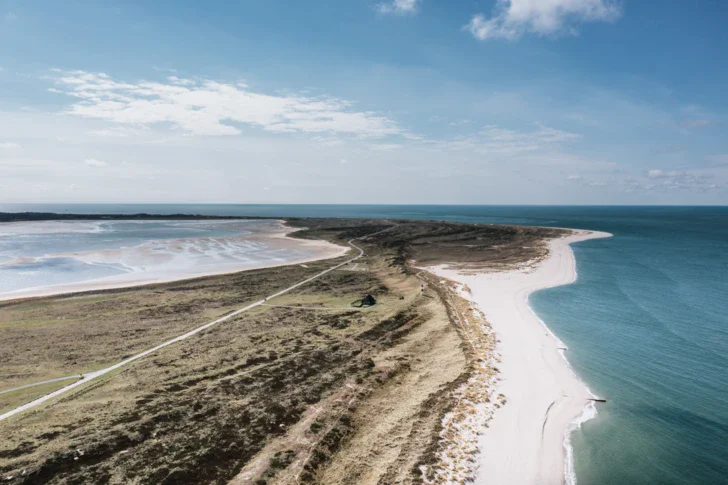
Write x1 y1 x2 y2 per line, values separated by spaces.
0 222 349 302
432 229 611 485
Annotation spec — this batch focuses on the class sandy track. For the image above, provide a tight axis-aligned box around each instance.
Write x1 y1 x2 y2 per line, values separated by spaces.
0 376 82 396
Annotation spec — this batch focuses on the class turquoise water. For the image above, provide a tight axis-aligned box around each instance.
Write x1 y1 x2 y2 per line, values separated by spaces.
1 204 726 484
529 210 728 485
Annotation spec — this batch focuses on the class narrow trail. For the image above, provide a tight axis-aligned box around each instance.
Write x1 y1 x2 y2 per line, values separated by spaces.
259 304 367 311
0 230 389 422
0 376 83 396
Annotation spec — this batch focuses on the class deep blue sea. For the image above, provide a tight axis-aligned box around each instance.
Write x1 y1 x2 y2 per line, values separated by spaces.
1 204 726 485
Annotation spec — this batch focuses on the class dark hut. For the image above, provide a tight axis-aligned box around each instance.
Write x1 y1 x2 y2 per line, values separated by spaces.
352 294 377 308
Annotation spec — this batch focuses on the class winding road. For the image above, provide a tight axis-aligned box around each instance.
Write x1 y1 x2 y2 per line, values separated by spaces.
0 234 377 422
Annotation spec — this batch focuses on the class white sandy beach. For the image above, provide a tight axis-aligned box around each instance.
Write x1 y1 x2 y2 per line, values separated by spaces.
432 229 611 485
0 221 349 302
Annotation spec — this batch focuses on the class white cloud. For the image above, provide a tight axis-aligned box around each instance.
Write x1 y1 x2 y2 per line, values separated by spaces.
84 158 108 167
70 184 80 190
340 159 348 164
167 76 196 86
465 0 620 41
4 12 18 22
647 169 680 178
0 142 20 149
377 0 420 15
566 174 582 180
49 70 405 139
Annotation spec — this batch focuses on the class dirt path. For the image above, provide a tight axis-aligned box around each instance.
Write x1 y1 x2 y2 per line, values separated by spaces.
0 376 82 396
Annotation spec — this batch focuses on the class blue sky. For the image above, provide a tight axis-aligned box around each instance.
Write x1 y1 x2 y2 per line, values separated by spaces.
0 0 726 204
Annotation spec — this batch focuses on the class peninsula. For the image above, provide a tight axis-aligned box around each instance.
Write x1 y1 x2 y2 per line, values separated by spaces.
0 216 606 485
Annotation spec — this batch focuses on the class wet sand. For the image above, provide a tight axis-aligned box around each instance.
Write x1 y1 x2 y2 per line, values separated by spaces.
0 222 348 302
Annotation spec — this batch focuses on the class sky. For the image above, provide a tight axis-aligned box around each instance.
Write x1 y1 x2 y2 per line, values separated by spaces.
0 0 727 205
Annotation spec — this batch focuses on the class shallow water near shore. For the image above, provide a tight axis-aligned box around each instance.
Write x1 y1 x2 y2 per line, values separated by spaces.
0 219 315 297
2 204 727 484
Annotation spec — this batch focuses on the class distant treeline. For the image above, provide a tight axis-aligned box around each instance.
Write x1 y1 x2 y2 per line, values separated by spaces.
0 212 266 223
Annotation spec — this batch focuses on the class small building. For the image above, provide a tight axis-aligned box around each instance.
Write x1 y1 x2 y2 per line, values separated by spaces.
352 294 377 307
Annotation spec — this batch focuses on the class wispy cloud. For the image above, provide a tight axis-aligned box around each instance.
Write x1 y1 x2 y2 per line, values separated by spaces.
647 169 679 178
377 0 420 15
84 158 108 167
681 119 717 128
442 123 580 154
646 168 719 191
88 128 138 137
152 66 178 73
465 0 620 41
0 142 20 149
448 119 471 126
674 104 719 130
48 70 406 139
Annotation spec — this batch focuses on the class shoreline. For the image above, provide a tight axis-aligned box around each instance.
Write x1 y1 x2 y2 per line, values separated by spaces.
432 229 611 485
0 220 349 303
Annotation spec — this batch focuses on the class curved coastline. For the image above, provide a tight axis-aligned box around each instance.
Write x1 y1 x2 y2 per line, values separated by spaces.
432 229 611 484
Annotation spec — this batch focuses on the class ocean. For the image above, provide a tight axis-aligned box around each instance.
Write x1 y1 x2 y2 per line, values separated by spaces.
1 204 726 484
